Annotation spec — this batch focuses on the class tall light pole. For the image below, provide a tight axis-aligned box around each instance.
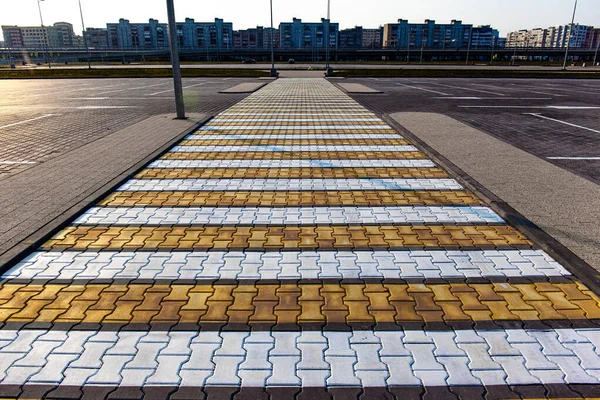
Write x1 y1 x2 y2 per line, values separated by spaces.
166 0 185 119
490 34 495 65
465 28 472 66
78 0 91 69
419 28 425 64
325 0 333 76
562 0 578 70
37 0 50 68
269 0 277 77
594 35 599 66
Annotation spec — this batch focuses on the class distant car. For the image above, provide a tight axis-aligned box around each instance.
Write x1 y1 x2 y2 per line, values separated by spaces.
242 59 257 64
288 58 296 64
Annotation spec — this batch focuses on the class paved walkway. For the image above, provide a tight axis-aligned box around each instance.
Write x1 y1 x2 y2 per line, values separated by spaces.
1 79 600 399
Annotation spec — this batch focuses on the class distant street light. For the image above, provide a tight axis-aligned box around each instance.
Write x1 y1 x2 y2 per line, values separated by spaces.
419 28 425 64
77 0 91 69
465 28 472 66
166 0 185 119
594 36 599 66
562 0 578 70
36 0 51 68
269 0 277 77
325 0 333 76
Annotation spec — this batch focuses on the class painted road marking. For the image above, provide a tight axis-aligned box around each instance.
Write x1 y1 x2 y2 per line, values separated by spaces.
458 106 600 110
0 114 60 130
434 97 552 100
0 161 36 165
547 157 600 160
148 159 437 168
199 125 393 130
74 206 504 226
396 83 451 96
430 82 506 96
526 113 600 134
148 82 206 96
118 178 464 192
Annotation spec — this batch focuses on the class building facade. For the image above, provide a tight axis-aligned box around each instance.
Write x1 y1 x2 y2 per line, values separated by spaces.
85 28 109 48
107 19 169 50
507 24 592 48
383 20 495 49
2 23 82 49
362 28 383 49
177 18 233 50
339 26 363 49
279 18 339 50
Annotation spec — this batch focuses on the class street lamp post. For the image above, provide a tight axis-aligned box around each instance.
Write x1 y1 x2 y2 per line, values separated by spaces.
166 0 185 119
406 28 410 64
490 35 495 65
325 0 333 76
562 0 578 70
77 0 91 69
269 0 277 77
419 29 425 64
465 28 472 66
36 0 50 68
594 36 599 66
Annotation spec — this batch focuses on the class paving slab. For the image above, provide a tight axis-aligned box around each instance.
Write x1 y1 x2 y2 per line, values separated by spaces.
336 82 383 93
0 113 206 270
390 111 600 272
219 82 267 93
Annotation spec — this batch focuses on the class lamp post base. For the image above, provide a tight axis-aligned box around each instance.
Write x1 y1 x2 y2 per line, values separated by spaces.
325 67 334 77
270 68 279 77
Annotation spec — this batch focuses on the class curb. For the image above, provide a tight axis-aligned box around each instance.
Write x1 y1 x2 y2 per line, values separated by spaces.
382 113 600 296
0 115 212 275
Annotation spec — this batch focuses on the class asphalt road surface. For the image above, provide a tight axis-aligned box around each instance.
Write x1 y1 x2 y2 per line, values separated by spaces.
0 77 255 178
0 77 598 185
345 77 600 184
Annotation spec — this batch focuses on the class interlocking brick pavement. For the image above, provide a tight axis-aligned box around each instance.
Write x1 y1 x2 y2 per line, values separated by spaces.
2 78 600 399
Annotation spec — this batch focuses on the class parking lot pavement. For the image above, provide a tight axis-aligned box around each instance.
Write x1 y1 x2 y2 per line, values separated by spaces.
2 78 600 399
343 78 600 184
0 78 255 179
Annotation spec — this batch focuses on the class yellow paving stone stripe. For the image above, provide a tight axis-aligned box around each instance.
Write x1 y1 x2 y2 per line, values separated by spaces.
0 281 598 327
161 151 428 160
134 167 449 180
98 191 483 207
42 225 532 251
179 139 409 146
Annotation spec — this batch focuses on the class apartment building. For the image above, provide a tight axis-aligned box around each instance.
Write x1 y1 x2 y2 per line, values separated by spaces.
107 19 169 50
85 28 109 48
339 26 363 49
383 20 497 49
279 18 339 50
362 28 383 49
2 23 81 49
177 18 233 49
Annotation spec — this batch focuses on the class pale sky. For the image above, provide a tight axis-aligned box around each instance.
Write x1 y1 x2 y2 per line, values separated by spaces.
1 0 599 41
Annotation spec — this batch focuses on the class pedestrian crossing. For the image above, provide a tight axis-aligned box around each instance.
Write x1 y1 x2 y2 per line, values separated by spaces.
1 78 599 399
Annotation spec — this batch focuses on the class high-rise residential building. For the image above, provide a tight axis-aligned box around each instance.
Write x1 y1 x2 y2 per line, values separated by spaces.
233 27 263 49
584 27 600 50
383 20 492 49
362 28 383 49
177 18 233 49
279 18 339 50
85 28 109 49
262 27 280 50
508 24 591 48
2 23 83 49
339 26 363 49
1 26 24 48
107 19 168 50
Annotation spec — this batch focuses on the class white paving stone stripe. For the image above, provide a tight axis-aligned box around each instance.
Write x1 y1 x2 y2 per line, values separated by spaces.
149 159 436 169
210 118 384 122
185 134 403 140
118 178 463 192
170 145 419 153
74 206 504 226
4 250 571 281
0 328 597 388
199 125 392 131
219 113 375 116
